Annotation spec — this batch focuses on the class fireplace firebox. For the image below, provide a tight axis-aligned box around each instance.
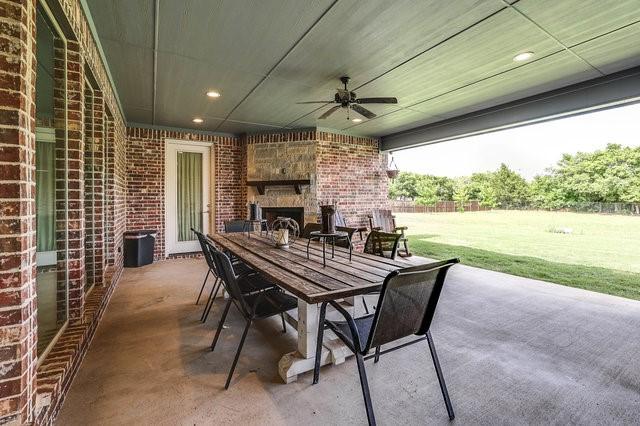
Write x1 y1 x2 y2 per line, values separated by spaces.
261 207 305 229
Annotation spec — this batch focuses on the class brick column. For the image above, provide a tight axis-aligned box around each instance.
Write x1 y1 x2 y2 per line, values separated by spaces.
104 114 115 268
0 0 38 423
61 40 85 322
84 89 104 288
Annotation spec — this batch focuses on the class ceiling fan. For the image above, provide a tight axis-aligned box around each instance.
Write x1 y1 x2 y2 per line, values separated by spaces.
297 76 398 120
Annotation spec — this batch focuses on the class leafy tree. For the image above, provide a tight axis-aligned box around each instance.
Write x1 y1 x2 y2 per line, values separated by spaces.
453 177 471 212
389 172 456 201
415 178 438 206
389 145 640 211
388 172 423 200
490 164 530 207
468 172 498 208
530 144 640 207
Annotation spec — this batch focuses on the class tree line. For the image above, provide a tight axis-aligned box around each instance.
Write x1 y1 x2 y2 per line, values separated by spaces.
389 144 640 210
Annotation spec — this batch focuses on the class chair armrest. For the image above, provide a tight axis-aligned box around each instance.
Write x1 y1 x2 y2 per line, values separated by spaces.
328 300 366 353
371 226 382 231
394 226 408 232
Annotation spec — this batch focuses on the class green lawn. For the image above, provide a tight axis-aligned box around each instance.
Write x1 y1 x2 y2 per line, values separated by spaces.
396 210 640 300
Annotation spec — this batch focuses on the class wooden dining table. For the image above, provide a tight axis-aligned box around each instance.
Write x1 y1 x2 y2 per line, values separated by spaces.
208 231 420 383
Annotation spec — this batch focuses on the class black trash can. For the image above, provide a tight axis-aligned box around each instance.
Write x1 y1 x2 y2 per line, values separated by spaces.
124 230 157 267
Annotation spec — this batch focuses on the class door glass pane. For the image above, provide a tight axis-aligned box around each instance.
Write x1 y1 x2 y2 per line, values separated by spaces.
177 152 202 241
36 5 68 356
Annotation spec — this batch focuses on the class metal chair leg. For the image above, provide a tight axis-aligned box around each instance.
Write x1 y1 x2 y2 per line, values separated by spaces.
211 299 232 351
355 352 376 426
312 302 328 384
196 269 211 305
426 331 455 420
280 313 287 333
374 346 381 363
225 319 252 389
362 297 369 314
200 277 220 322
202 278 222 323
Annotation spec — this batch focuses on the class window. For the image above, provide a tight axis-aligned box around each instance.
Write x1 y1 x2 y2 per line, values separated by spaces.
35 4 68 357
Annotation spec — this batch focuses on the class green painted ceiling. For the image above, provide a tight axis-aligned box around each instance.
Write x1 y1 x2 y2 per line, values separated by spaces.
86 0 640 136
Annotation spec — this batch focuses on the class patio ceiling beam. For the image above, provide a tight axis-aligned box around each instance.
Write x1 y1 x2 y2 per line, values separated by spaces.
381 65 640 152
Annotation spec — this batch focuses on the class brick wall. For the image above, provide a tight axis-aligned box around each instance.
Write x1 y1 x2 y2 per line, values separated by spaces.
0 0 38 423
125 127 243 260
0 0 127 423
316 131 389 229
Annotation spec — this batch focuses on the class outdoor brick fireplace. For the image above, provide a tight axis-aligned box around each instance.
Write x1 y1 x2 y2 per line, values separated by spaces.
244 130 390 231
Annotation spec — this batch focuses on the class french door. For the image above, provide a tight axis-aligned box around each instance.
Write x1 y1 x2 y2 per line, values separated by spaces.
165 140 212 254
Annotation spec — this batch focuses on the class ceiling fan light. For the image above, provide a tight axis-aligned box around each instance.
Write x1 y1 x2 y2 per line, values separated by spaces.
513 51 534 62
206 90 221 98
192 117 204 124
352 118 362 123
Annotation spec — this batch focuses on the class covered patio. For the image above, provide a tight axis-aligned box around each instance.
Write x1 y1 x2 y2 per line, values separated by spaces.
2 0 640 424
57 258 640 424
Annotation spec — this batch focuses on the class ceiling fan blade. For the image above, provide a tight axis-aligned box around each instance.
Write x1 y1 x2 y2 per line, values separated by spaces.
296 101 334 104
356 97 398 104
318 105 342 119
351 104 376 119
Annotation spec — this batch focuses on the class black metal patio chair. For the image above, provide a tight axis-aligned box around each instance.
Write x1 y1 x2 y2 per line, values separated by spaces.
363 230 402 260
361 230 403 313
335 225 357 248
313 258 460 426
224 219 246 233
199 238 274 323
210 250 298 389
336 211 367 240
192 228 218 306
301 222 322 239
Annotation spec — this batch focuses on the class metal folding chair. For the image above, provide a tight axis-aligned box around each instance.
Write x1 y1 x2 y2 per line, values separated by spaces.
313 258 459 425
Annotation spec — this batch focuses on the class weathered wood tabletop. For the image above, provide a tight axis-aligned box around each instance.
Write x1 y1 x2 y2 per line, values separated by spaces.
207 232 407 303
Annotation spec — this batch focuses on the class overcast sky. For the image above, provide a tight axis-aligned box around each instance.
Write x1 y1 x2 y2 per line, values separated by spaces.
391 102 640 180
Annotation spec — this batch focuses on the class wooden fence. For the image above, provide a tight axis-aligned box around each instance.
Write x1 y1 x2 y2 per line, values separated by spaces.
389 200 490 213
389 200 640 215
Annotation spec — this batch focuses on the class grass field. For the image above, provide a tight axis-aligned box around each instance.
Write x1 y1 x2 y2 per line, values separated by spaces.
396 210 640 300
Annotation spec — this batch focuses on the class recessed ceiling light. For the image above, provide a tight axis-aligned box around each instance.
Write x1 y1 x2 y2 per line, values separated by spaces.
206 90 221 98
352 118 363 123
513 51 534 62
192 118 203 124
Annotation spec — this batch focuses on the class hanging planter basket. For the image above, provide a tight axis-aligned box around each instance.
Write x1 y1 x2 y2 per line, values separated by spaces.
386 156 399 179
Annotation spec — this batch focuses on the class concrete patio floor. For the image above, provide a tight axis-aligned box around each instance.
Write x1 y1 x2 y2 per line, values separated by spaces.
57 258 640 425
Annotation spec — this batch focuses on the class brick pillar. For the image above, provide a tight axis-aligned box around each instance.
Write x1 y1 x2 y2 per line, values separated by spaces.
104 114 115 268
0 0 38 423
83 82 95 289
62 40 85 322
85 89 104 287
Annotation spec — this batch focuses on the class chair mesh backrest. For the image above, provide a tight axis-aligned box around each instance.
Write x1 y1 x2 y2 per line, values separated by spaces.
192 228 216 271
301 223 322 238
210 248 251 316
366 259 458 351
364 231 401 259
224 220 246 233
372 209 394 232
